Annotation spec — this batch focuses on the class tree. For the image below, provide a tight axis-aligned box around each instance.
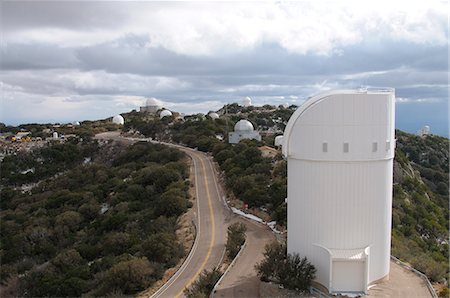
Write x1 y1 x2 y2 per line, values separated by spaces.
141 232 184 267
256 241 316 292
99 257 154 295
184 268 222 298
226 222 246 259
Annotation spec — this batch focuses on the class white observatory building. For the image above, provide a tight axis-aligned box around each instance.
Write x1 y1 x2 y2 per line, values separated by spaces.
242 96 252 107
229 119 261 144
208 112 219 120
112 115 124 125
140 98 162 113
159 109 173 119
418 125 430 137
274 135 283 148
282 89 395 294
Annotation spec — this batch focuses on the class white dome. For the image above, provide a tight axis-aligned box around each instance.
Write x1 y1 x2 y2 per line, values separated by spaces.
274 135 284 147
242 96 252 107
146 97 162 107
234 119 254 132
208 112 219 120
72 121 80 126
159 109 173 119
112 115 124 125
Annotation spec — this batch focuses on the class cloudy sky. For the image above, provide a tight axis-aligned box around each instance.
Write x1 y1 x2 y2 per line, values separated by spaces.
1 0 448 135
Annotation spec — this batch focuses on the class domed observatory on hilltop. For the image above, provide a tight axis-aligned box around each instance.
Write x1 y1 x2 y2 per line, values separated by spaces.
229 119 261 144
112 114 124 125
274 135 283 148
208 112 219 120
282 89 395 294
242 96 252 107
159 109 173 119
140 97 162 114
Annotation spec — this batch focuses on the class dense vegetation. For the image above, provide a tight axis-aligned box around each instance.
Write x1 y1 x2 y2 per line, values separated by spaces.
225 222 247 260
0 141 191 296
1 138 98 186
256 241 316 292
392 131 449 281
184 267 222 298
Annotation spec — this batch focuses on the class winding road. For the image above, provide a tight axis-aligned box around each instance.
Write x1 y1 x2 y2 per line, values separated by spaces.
150 144 230 298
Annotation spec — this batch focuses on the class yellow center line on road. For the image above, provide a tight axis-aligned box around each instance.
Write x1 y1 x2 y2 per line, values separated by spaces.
175 153 216 298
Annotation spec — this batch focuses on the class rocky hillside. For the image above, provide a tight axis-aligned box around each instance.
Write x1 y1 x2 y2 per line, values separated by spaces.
392 130 449 282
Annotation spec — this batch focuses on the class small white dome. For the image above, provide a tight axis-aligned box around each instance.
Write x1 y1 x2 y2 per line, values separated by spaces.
72 121 80 126
234 119 254 132
159 109 173 119
274 135 284 147
208 112 219 120
242 96 252 107
146 97 162 107
112 115 124 125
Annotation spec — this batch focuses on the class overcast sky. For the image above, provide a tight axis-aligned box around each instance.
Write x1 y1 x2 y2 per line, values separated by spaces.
1 0 448 135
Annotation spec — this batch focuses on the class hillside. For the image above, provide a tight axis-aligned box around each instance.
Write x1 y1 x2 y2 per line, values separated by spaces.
392 131 449 281
0 140 192 296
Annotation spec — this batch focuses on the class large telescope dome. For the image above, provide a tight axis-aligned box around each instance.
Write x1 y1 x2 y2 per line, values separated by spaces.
234 119 254 132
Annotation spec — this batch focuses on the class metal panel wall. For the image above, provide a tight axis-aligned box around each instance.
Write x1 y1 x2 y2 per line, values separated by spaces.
285 90 395 292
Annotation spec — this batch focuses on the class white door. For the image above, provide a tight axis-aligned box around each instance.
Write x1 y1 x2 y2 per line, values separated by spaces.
332 260 365 293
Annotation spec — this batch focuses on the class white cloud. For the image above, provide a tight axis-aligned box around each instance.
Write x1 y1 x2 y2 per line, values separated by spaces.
396 97 443 104
3 1 447 55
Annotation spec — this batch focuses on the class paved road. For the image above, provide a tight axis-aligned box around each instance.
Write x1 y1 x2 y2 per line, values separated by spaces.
95 133 230 298
151 145 230 298
213 219 276 298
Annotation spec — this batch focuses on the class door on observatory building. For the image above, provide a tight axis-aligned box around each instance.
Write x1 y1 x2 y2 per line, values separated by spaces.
331 260 365 293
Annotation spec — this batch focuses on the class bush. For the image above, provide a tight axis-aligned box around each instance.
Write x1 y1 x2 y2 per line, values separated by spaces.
98 257 154 295
226 222 246 259
256 241 316 292
184 267 222 298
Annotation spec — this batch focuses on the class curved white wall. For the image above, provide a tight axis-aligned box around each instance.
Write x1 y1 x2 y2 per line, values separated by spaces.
283 90 395 293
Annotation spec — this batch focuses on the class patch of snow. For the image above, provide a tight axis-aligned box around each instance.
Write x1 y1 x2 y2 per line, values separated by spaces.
20 168 35 174
231 207 263 223
99 203 110 214
267 221 282 234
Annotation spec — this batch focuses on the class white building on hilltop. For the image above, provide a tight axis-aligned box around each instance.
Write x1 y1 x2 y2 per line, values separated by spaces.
242 96 252 107
229 119 261 144
159 109 173 119
418 125 430 137
140 98 162 113
112 114 124 125
282 89 395 294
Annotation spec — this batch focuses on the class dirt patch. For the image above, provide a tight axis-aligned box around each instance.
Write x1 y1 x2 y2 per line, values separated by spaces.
260 282 314 298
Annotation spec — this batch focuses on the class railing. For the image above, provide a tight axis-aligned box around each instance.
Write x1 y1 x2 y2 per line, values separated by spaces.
210 240 247 298
390 256 438 298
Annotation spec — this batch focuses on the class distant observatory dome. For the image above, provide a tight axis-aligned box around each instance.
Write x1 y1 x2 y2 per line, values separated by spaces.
159 109 173 119
242 96 252 107
52 131 59 139
112 115 124 125
274 135 283 147
72 121 80 126
234 119 254 132
208 112 219 120
146 97 161 107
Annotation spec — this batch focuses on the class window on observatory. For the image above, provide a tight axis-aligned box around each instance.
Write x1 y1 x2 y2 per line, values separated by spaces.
372 142 378 152
386 141 391 151
343 142 349 153
322 142 328 152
